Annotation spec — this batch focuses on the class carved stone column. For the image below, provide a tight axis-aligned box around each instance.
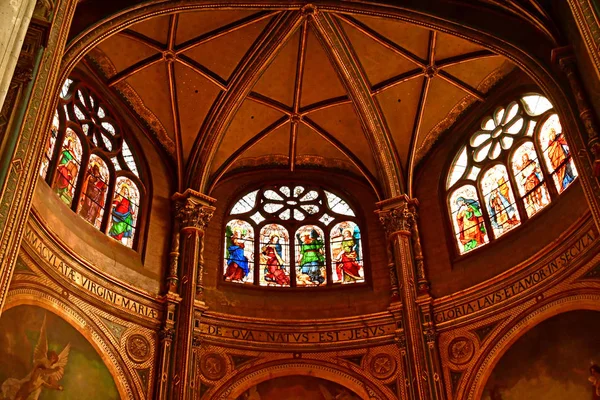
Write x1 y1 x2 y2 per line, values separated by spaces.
551 48 600 230
169 189 215 400
377 196 445 400
0 0 77 313
0 0 37 111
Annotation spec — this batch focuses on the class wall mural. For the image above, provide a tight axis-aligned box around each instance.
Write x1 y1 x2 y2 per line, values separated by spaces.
483 310 600 399
236 375 362 400
0 305 119 400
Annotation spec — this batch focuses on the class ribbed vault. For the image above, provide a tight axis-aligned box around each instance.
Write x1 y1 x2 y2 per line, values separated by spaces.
72 4 516 198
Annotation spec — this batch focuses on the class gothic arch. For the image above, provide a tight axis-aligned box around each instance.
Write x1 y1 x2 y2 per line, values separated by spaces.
4 287 136 399
466 291 600 399
57 1 596 199
210 358 391 399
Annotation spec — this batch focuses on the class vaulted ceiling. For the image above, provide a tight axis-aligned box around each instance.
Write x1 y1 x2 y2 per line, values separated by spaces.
82 7 515 197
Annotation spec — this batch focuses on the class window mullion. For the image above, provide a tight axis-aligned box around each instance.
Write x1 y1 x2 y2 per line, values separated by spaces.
101 171 117 234
290 235 296 288
45 115 67 186
325 232 332 286
476 179 496 241
71 152 90 213
532 122 559 201
506 160 529 222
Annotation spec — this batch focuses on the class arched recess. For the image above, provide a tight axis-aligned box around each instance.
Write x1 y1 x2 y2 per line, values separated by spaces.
466 291 600 400
4 288 137 400
211 359 391 399
57 1 596 200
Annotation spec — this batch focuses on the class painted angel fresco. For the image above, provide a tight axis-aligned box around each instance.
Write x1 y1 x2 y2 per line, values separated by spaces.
0 315 70 400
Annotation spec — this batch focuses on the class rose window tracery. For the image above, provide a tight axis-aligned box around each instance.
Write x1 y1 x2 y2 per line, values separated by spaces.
224 185 365 288
39 78 146 249
446 93 578 255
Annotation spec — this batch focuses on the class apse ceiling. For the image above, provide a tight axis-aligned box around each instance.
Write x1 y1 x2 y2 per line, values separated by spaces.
83 8 515 196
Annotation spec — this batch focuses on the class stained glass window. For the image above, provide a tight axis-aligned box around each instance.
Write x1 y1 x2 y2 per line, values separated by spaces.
330 221 364 284
77 154 109 229
449 185 488 254
224 185 365 288
259 224 290 287
295 225 327 287
108 177 139 248
52 129 82 207
481 165 520 237
223 219 255 284
538 114 578 194
446 93 577 254
511 142 550 217
42 78 145 249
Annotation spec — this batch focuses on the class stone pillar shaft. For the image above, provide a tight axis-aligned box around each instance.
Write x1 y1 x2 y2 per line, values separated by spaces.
169 190 215 400
377 196 444 400
0 0 77 313
0 0 36 111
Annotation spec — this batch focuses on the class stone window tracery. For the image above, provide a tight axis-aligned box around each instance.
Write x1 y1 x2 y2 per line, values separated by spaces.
224 185 365 287
40 78 145 249
446 93 577 255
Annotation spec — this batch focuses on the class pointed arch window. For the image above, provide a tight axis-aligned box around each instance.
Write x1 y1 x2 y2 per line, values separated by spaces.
224 185 366 287
40 78 146 249
446 93 577 255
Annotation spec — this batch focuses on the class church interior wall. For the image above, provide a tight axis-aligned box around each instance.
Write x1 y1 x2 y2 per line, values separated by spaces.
29 66 175 295
414 72 590 297
203 168 391 319
1 1 600 399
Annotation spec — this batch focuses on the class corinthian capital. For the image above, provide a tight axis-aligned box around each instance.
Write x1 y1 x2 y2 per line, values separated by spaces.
375 195 418 236
173 190 216 230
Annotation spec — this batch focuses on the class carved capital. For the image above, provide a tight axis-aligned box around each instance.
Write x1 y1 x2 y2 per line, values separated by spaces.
159 327 175 342
172 189 216 230
376 196 415 236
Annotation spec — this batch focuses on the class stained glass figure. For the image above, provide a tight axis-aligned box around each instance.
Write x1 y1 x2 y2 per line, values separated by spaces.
295 225 326 287
40 111 60 178
481 165 520 238
77 154 109 228
538 115 577 193
449 185 488 254
108 177 139 248
330 221 364 284
259 224 290 287
52 129 82 206
224 219 254 284
511 142 550 217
